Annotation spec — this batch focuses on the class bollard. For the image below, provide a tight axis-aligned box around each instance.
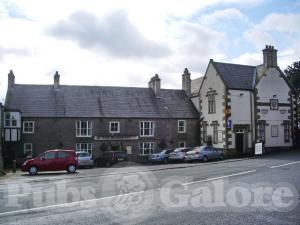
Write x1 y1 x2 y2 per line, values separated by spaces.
13 160 16 173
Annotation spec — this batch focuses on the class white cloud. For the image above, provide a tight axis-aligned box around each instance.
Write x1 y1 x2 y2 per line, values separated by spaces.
231 52 261 65
243 28 274 49
48 10 171 58
200 8 248 26
258 13 300 33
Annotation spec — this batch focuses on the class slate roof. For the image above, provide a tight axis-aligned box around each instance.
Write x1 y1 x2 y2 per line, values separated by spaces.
5 85 198 118
212 61 256 90
191 77 203 96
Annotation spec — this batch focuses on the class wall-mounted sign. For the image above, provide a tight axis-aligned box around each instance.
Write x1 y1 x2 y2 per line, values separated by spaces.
255 143 263 155
94 136 139 141
226 120 232 129
261 109 269 115
280 109 287 114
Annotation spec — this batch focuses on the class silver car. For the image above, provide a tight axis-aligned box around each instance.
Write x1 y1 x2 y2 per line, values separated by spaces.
185 146 224 162
168 147 192 162
76 151 94 168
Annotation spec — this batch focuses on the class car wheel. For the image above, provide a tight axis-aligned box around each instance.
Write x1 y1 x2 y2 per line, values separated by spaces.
67 164 77 173
163 158 168 164
202 155 208 162
219 154 224 160
29 166 38 175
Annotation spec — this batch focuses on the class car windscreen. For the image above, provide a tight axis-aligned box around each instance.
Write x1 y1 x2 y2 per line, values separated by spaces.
77 152 90 157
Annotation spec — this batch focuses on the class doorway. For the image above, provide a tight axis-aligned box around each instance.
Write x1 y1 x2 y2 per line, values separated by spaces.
235 129 244 153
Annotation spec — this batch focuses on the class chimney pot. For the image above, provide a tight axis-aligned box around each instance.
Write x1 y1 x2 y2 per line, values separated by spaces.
8 70 15 90
54 71 60 89
148 74 161 96
263 45 277 69
182 68 191 96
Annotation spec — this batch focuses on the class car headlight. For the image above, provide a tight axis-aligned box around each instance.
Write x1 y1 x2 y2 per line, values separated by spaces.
22 161 28 166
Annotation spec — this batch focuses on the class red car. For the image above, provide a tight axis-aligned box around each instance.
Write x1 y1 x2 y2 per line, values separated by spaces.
22 149 78 175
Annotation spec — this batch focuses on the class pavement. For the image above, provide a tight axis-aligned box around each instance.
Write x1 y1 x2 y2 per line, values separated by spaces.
0 150 299 225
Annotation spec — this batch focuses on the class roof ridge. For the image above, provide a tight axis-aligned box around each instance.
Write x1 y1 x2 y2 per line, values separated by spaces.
214 61 256 68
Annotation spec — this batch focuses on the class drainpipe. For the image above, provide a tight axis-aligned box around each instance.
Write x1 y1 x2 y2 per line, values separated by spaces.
250 92 254 150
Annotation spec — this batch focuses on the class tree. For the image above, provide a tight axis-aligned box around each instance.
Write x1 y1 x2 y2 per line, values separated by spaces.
284 61 300 90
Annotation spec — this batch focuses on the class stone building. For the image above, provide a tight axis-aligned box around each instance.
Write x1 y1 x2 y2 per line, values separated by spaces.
0 103 3 174
4 70 199 161
193 45 297 156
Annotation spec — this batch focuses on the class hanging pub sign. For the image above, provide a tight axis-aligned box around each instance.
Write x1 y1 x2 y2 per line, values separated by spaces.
226 120 232 129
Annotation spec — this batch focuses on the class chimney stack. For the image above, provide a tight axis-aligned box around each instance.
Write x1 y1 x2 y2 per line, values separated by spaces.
263 45 277 68
148 74 161 96
8 70 15 90
182 68 191 96
54 71 60 90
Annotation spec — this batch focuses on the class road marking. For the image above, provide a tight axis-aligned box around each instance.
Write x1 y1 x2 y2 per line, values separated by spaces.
0 190 145 217
182 170 257 186
270 161 300 169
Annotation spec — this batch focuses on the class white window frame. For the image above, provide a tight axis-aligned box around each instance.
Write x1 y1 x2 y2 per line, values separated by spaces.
208 93 216 114
213 122 218 144
178 142 185 148
24 143 32 158
23 121 34 134
4 112 20 128
109 121 120 134
76 143 93 155
140 121 154 137
178 120 186 133
139 142 154 155
76 121 92 137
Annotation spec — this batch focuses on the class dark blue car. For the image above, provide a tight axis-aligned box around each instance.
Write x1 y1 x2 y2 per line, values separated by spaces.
149 149 174 163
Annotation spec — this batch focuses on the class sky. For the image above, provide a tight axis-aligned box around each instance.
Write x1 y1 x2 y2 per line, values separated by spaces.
0 0 300 102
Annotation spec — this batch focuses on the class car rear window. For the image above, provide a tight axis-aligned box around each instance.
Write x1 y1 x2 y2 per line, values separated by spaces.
58 151 69 158
114 152 127 158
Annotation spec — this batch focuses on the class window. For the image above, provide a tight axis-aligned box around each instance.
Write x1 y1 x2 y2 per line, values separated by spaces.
45 152 56 160
208 93 216 113
271 125 278 137
140 121 154 137
178 120 186 133
76 143 93 155
202 122 208 143
4 112 20 127
213 122 218 144
179 142 185 148
270 99 278 110
24 143 32 158
258 122 265 142
139 142 154 155
110 121 120 133
76 121 92 137
284 121 290 142
58 151 69 158
23 121 34 134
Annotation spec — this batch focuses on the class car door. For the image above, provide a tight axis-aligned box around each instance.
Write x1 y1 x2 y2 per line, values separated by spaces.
206 147 215 159
210 147 219 159
42 152 56 171
56 151 69 170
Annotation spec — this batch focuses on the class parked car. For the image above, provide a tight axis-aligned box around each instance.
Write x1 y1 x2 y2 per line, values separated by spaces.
149 149 174 163
22 149 78 175
168 147 192 162
95 151 128 167
76 151 94 168
185 146 224 162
